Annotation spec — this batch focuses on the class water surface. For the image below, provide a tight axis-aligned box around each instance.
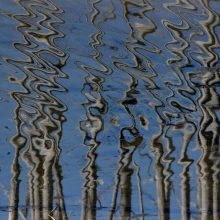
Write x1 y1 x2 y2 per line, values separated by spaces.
0 0 220 219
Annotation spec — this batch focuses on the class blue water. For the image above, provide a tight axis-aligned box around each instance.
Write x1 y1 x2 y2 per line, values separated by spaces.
0 0 219 219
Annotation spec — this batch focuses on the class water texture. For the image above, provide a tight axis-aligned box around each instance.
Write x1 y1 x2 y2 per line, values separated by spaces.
0 0 219 219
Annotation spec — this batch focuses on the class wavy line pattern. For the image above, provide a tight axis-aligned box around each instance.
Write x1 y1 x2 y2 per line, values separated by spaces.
1 0 220 219
5 0 68 219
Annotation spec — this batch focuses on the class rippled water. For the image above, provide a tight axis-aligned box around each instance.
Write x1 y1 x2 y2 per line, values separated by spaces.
0 0 220 219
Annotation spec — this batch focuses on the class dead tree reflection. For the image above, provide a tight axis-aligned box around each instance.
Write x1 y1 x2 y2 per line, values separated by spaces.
8 0 68 219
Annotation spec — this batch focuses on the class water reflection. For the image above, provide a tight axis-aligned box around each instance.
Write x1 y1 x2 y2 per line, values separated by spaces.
79 1 115 219
7 0 68 219
1 0 220 219
194 68 220 220
109 75 144 220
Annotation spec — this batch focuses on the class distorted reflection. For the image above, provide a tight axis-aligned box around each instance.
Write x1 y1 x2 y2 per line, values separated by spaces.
0 0 219 219
7 0 68 219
